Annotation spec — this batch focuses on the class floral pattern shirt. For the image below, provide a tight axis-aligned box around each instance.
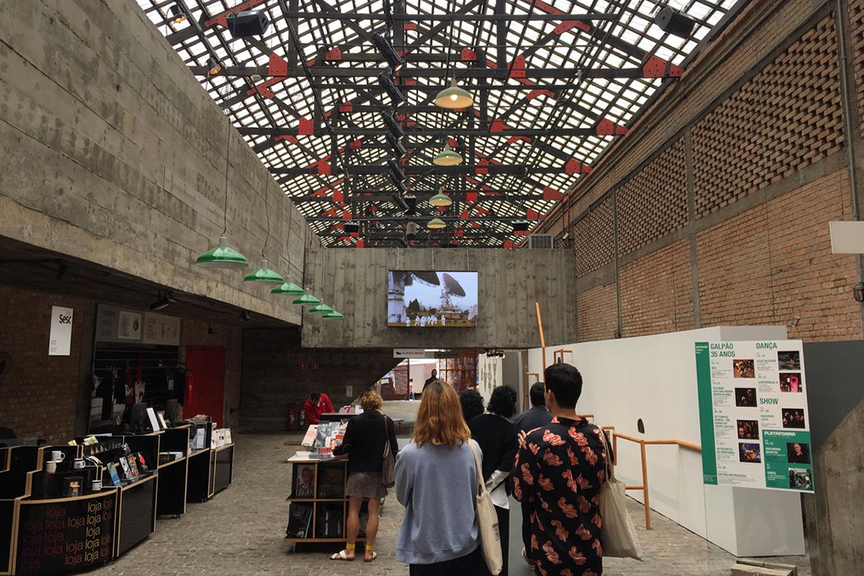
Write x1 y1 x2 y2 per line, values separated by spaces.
512 417 608 576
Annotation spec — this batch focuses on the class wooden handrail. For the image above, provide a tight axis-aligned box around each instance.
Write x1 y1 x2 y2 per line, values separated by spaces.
535 302 546 369
611 432 702 530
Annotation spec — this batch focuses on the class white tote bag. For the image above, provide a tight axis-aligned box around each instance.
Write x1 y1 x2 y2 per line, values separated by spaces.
597 431 642 560
468 441 503 575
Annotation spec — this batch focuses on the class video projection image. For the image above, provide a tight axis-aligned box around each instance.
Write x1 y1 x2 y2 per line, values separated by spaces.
387 271 478 328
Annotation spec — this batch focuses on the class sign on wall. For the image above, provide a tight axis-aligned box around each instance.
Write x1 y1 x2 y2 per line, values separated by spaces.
143 312 180 346
48 306 73 356
96 305 142 343
695 340 814 493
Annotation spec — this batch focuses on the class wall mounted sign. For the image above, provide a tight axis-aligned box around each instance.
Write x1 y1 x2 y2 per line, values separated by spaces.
695 340 813 493
143 312 181 346
48 306 73 356
96 305 147 343
394 349 427 358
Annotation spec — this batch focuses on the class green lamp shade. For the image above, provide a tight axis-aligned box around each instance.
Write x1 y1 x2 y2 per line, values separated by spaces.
435 79 474 109
427 217 447 229
309 303 334 314
293 294 321 305
429 190 453 206
323 310 344 319
243 259 284 283
195 235 249 269
433 146 463 167
271 282 305 295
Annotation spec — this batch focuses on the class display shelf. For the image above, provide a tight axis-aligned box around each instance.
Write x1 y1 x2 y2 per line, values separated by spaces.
156 457 186 469
284 458 363 545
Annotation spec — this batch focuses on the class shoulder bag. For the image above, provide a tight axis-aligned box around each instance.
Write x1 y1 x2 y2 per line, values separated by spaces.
381 416 396 488
597 429 642 560
468 440 503 575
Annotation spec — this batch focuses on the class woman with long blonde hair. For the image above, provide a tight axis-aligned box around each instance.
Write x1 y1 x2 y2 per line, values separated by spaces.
395 381 489 575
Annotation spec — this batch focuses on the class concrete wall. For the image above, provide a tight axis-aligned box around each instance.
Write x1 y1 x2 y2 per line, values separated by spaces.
0 0 311 326
301 248 577 348
241 329 401 431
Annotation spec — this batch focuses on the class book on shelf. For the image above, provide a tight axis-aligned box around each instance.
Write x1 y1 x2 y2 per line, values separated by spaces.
286 503 313 539
316 466 345 498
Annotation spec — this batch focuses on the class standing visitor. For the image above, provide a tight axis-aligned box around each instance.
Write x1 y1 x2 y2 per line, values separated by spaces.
408 378 415 401
513 382 553 434
302 392 334 425
512 363 608 575
395 381 490 575
459 389 485 424
331 390 398 562
423 369 438 390
468 386 519 576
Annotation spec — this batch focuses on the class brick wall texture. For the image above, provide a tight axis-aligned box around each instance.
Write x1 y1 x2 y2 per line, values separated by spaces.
0 285 93 443
570 6 864 344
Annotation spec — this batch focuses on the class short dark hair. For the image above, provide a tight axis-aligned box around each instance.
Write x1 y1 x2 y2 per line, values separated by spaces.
487 386 517 418
529 382 546 407
544 363 582 409
310 392 321 401
459 389 484 424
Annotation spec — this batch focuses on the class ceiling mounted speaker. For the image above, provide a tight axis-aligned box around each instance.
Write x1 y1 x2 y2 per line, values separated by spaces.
512 220 530 232
344 222 360 234
653 6 696 38
404 195 417 215
226 11 271 38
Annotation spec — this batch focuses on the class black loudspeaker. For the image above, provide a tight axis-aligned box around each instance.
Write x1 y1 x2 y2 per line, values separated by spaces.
226 11 270 38
512 220 530 232
654 7 696 38
344 222 360 235
404 195 417 216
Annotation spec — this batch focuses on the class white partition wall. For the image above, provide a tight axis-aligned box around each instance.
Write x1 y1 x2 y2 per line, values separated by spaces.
528 326 805 557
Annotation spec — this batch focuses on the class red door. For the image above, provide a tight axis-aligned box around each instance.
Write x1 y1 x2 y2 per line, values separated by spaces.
185 347 226 425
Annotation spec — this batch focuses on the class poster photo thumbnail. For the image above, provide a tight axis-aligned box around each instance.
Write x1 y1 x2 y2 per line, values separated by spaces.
387 271 478 328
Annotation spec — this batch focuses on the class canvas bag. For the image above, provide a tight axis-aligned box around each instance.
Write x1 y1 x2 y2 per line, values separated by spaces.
381 416 396 488
468 441 503 575
597 430 642 559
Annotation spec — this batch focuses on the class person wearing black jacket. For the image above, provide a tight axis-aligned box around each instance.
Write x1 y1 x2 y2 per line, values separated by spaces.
331 390 398 563
468 386 519 576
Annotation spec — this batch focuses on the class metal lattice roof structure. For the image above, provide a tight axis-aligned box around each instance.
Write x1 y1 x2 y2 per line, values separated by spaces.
136 0 741 248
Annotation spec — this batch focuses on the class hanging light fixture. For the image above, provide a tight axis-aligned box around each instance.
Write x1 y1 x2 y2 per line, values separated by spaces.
433 144 463 166
207 57 223 76
427 217 447 229
196 121 249 269
323 310 344 319
378 73 406 107
271 281 305 295
435 78 474 109
293 294 321 305
244 181 284 283
372 33 403 71
309 303 334 314
170 5 186 24
429 188 453 207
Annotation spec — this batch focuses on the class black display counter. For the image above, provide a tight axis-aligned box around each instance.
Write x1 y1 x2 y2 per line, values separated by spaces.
0 427 234 576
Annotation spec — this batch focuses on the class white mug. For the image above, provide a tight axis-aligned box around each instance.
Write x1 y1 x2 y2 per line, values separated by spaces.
50 450 65 462
72 458 85 470
46 461 57 473
91 480 102 491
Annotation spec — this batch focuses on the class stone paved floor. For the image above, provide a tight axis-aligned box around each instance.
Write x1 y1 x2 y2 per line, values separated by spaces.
93 433 811 576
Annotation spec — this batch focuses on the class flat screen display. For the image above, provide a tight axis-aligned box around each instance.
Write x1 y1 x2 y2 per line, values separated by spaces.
387 271 478 328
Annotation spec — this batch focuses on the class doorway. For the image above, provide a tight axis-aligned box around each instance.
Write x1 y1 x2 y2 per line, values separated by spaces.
185 347 226 424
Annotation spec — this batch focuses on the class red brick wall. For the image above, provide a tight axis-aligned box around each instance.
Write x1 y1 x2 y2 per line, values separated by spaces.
0 285 94 442
698 170 859 341
620 240 694 337
576 284 617 342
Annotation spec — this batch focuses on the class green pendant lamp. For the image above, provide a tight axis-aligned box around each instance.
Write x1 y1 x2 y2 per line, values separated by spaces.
271 281 305 295
309 303 334 314
429 188 453 207
195 120 249 270
427 217 447 229
293 293 321 305
433 144 463 167
435 78 474 109
243 259 283 283
323 310 344 319
196 235 249 269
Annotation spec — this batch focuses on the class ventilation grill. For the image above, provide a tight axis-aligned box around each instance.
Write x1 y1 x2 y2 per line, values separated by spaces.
528 234 553 249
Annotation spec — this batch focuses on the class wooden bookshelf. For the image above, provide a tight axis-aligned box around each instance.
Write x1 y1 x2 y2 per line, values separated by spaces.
284 458 366 544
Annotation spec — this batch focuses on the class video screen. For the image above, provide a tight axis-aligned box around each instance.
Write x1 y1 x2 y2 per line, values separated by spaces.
387 271 478 328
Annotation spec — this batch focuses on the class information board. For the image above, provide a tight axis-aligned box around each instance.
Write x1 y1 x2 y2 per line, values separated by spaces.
16 492 116 575
695 340 813 492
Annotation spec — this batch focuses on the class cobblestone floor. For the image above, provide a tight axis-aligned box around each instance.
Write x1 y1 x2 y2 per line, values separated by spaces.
94 433 810 576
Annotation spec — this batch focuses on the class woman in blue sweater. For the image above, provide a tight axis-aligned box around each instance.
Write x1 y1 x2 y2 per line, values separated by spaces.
395 381 490 575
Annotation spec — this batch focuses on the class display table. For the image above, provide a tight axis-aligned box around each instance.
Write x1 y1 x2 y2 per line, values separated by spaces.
284 457 366 545
156 426 190 517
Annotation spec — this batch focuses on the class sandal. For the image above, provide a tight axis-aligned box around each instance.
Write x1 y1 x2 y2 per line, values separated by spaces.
364 551 378 563
331 550 354 561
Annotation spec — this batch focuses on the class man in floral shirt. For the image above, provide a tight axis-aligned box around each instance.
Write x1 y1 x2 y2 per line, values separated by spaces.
512 363 608 576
